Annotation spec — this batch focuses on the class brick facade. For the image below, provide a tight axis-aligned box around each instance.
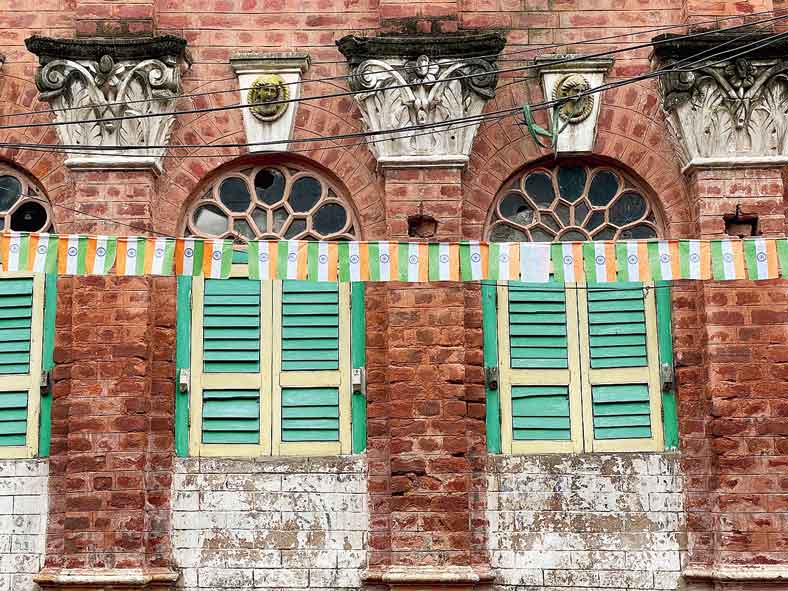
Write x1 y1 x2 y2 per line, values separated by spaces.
0 0 786 589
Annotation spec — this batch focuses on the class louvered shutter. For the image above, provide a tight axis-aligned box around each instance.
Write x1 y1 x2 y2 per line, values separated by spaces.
0 276 44 457
273 281 350 456
578 282 663 452
190 277 272 456
498 282 583 454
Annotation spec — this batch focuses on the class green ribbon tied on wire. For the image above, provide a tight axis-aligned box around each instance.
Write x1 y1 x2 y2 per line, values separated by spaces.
521 101 576 151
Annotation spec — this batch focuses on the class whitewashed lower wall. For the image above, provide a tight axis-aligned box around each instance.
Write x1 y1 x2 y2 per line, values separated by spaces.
172 456 368 590
0 459 48 591
487 453 685 591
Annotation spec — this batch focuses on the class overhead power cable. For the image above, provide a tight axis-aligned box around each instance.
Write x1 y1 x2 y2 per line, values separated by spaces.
0 12 785 135
3 9 786 123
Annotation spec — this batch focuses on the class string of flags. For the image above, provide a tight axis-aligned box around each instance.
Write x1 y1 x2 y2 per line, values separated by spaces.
0 232 787 283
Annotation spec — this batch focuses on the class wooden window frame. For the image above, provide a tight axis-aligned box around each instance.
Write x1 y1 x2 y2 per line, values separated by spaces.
492 279 667 455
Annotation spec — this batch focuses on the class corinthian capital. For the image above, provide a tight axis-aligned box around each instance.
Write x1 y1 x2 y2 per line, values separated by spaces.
653 32 788 171
337 33 506 169
26 35 189 174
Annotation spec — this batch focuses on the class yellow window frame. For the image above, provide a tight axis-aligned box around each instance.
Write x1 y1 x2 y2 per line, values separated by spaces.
497 280 664 454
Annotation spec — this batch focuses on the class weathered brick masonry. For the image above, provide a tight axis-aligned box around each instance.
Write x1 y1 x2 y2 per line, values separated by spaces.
0 0 786 589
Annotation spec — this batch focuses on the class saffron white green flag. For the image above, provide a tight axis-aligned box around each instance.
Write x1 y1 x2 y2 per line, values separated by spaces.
368 241 397 281
248 240 276 280
711 239 745 281
743 238 778 280
146 237 175 276
203 239 233 279
428 242 459 281
175 238 203 277
488 242 520 281
551 242 583 283
459 241 487 281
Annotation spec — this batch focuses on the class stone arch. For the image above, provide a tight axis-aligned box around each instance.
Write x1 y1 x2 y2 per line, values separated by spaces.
463 77 692 240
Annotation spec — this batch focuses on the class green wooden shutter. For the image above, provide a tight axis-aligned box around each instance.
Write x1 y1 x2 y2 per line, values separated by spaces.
281 387 340 442
580 282 663 451
203 279 261 373
500 283 583 453
202 389 260 444
281 281 339 371
0 278 34 375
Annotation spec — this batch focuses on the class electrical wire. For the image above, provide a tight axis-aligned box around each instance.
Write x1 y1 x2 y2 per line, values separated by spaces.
3 8 785 122
1 11 786 135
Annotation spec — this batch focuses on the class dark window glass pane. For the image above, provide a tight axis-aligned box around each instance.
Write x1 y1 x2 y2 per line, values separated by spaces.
10 201 47 231
620 224 657 239
0 218 5 230
573 202 589 225
593 226 616 240
555 203 571 225
585 211 604 231
530 227 555 242
489 223 527 242
610 192 647 226
272 207 288 234
588 170 619 206
313 203 347 235
500 193 534 225
557 165 586 202
255 168 286 205
523 173 555 208
219 178 252 212
284 218 306 239
289 177 322 212
0 176 21 211
193 205 228 235
541 213 560 232
251 208 267 234
233 219 255 239
559 230 587 242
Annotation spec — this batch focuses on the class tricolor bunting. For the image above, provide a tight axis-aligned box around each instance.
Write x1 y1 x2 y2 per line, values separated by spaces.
551 242 583 283
743 238 778 280
203 239 233 279
57 235 88 275
647 240 680 281
29 233 59 274
339 241 369 282
174 238 203 277
309 240 338 282
519 242 550 283
616 241 650 283
711 239 745 281
0 232 28 273
247 240 277 280
678 240 710 280
145 237 175 276
428 242 460 281
777 238 788 279
277 240 308 280
459 241 488 281
367 241 397 282
115 237 146 276
397 242 429 282
488 242 520 281
583 241 617 283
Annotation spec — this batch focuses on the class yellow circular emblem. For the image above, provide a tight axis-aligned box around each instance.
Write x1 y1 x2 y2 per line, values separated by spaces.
248 74 289 121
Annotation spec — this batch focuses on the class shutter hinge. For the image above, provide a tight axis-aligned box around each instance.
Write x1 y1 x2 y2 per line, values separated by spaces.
352 368 366 397
178 368 190 393
485 367 499 391
660 362 674 392
40 371 50 395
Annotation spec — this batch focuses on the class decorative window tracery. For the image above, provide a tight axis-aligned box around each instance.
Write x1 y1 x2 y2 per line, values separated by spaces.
185 164 358 241
0 165 52 233
487 162 659 242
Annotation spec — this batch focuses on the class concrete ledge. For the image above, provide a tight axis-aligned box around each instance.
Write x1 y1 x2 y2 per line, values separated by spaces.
683 564 788 581
365 566 494 590
34 568 179 591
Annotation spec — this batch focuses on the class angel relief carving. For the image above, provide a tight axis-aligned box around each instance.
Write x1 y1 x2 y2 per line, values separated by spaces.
26 35 188 172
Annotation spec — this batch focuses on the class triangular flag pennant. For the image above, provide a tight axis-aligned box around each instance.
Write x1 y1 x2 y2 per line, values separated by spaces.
744 238 778 280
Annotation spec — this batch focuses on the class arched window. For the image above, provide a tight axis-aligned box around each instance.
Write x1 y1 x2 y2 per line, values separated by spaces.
177 159 363 460
184 164 358 241
484 160 675 458
0 164 53 233
487 162 659 242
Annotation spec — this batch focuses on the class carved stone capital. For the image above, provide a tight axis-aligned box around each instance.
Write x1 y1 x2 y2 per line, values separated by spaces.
25 35 189 174
653 32 788 171
337 33 506 169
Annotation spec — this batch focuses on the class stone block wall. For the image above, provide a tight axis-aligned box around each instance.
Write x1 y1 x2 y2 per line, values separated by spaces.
0 460 48 591
171 456 368 590
487 454 685 590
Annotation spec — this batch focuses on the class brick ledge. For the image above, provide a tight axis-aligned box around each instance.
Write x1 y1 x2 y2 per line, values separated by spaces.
34 568 179 590
683 564 788 581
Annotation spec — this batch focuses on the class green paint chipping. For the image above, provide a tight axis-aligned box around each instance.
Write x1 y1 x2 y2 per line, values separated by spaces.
38 274 57 457
351 282 366 454
656 281 679 450
175 276 191 457
482 282 501 454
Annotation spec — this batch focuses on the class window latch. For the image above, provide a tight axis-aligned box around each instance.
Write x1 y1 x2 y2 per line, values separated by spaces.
660 362 674 392
485 367 499 391
178 369 190 394
352 368 366 397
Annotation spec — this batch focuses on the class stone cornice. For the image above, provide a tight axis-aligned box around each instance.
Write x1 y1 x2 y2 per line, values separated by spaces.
35 567 179 590
25 35 187 63
652 31 788 61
